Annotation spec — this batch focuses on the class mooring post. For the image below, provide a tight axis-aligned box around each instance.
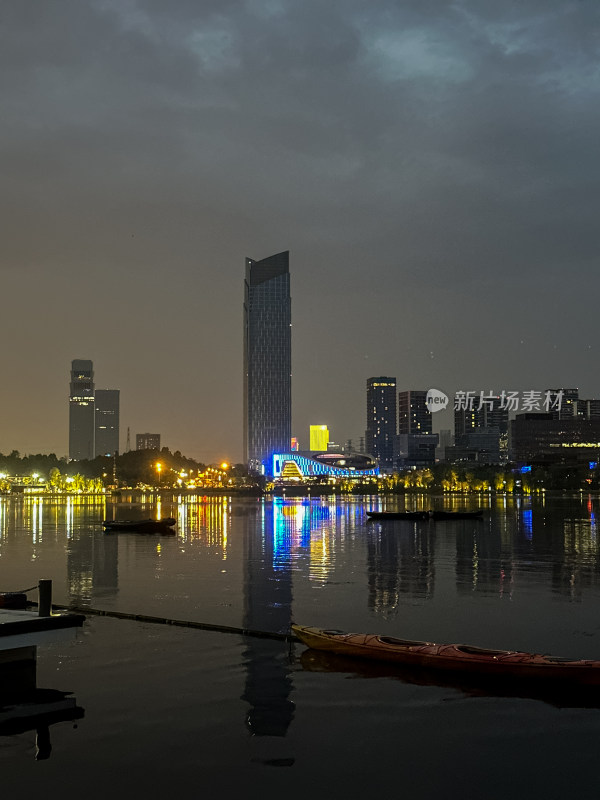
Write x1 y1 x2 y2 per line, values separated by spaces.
38 579 52 617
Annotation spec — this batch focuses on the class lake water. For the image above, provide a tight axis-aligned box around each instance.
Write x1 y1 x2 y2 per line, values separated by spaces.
2 492 600 798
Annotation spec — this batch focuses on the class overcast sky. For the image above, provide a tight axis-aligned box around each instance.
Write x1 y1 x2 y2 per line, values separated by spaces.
1 0 598 462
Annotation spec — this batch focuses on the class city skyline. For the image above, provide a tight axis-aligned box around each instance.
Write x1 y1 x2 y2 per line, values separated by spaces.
2 2 599 462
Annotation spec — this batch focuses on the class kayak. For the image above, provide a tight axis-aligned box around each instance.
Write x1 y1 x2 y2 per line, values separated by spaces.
291 625 600 685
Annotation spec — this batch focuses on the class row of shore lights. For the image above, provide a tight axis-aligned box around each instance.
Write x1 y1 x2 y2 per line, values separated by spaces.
155 462 231 486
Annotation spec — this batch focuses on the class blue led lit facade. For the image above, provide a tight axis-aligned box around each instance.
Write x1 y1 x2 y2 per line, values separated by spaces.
271 453 379 480
244 252 292 473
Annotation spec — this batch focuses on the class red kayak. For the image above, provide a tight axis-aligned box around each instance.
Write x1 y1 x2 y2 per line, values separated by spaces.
291 625 600 685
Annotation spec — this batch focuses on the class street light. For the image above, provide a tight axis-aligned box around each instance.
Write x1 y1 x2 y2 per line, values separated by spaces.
156 462 162 486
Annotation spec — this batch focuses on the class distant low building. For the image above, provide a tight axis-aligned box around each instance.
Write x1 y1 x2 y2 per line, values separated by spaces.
510 413 600 465
393 433 439 470
445 428 501 465
436 429 454 461
136 433 160 451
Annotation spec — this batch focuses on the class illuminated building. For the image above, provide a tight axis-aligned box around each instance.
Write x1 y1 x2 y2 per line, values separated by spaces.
271 452 378 481
510 413 600 465
136 433 160 450
452 392 508 464
309 425 329 452
69 359 95 461
545 388 579 419
366 377 396 471
244 251 291 474
393 433 439 469
95 389 120 457
398 391 433 434
574 399 600 420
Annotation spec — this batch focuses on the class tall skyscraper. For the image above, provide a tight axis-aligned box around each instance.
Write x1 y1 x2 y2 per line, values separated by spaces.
244 251 291 473
395 389 438 469
69 359 95 461
95 389 120 457
366 377 397 470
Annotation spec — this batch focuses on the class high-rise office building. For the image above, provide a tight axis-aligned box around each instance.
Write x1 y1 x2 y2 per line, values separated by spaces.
398 390 433 434
395 390 437 469
454 393 508 439
309 425 329 452
243 251 292 473
136 433 161 451
69 359 95 461
366 377 397 471
95 389 120 457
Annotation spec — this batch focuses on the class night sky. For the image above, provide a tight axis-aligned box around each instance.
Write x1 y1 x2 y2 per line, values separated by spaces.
2 1 598 463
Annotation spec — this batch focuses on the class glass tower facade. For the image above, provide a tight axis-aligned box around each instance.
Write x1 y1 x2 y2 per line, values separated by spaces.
69 359 95 461
244 251 291 473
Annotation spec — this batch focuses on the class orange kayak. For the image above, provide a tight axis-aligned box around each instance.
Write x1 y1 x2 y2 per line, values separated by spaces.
291 625 600 685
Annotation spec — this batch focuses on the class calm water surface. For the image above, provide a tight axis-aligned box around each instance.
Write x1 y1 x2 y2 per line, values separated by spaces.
2 492 600 798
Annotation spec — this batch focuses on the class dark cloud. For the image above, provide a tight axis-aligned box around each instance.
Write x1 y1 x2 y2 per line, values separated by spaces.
1 0 598 459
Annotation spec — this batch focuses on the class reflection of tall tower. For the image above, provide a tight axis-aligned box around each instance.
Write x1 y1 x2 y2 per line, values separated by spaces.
69 360 95 461
241 503 295 764
66 512 118 603
243 252 292 474
94 389 120 457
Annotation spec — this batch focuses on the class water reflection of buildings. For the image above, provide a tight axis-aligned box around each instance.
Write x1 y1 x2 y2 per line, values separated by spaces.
241 500 295 765
455 521 515 597
366 522 436 617
64 498 119 604
555 501 600 600
453 496 600 599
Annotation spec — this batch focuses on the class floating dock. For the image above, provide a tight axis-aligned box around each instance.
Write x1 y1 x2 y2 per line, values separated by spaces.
0 608 85 653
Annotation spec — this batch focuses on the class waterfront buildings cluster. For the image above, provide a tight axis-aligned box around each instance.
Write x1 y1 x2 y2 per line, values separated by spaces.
68 360 162 462
242 252 600 481
69 360 119 460
60 253 600 487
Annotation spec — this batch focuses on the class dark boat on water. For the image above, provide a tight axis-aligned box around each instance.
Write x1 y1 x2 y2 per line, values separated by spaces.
366 510 429 521
366 509 483 521
102 517 177 533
